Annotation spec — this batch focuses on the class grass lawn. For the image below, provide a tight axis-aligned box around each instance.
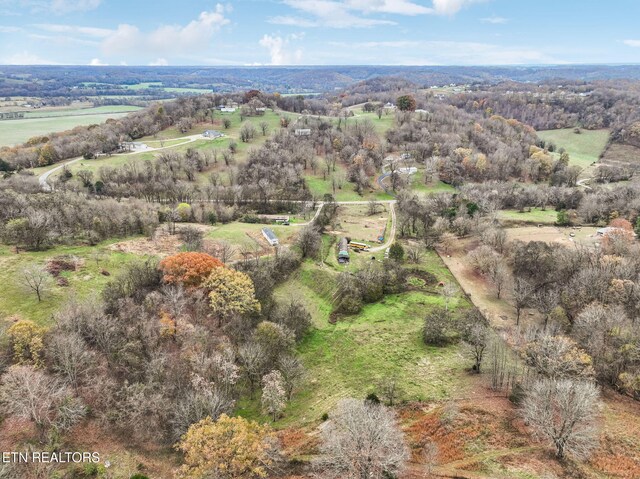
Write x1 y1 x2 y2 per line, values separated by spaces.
536 128 609 170
206 222 299 259
0 241 140 327
236 251 470 427
498 208 559 224
347 108 397 136
0 112 135 147
411 176 456 195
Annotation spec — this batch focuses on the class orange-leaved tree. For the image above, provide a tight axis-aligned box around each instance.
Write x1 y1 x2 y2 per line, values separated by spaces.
159 252 223 287
176 414 276 479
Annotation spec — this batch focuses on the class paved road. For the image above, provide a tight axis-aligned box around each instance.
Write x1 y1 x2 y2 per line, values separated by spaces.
38 133 212 191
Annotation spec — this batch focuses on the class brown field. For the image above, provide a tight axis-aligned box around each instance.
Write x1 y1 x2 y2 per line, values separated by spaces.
505 225 600 246
599 143 640 172
332 204 390 244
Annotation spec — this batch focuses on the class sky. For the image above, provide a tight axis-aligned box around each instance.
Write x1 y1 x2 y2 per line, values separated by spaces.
0 0 640 66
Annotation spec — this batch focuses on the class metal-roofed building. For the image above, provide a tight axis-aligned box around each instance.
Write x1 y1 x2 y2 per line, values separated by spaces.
262 227 279 246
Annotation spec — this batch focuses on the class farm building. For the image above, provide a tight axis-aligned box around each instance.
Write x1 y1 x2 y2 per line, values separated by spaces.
203 130 223 138
295 128 311 136
337 237 350 264
262 228 279 246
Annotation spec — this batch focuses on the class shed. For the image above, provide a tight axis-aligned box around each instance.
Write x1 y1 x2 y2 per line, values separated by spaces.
262 228 279 246
203 130 223 138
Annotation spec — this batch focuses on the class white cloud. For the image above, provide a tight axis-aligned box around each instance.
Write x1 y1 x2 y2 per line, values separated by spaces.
431 0 485 15
149 58 168 66
1 50 57 65
0 0 102 14
271 0 486 28
102 4 230 59
50 0 101 13
481 15 507 24
623 39 640 47
89 57 107 65
33 23 111 38
272 1 395 28
259 34 303 65
0 26 22 33
346 0 432 15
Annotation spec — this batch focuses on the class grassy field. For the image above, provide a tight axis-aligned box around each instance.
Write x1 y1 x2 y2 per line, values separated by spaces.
0 242 139 326
411 176 456 194
537 128 610 170
0 111 136 147
347 108 397 136
305 172 393 201
23 105 141 119
206 222 300 259
497 208 559 224
237 251 469 426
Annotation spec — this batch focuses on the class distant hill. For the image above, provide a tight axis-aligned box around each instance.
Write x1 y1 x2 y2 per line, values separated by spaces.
3 64 640 97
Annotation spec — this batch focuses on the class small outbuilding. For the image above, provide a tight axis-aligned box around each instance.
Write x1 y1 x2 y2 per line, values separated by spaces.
203 130 223 138
262 228 279 246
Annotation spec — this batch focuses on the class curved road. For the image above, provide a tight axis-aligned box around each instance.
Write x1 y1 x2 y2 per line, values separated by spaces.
38 133 211 191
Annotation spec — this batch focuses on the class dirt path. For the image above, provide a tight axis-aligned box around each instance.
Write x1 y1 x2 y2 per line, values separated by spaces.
370 202 396 252
438 242 517 332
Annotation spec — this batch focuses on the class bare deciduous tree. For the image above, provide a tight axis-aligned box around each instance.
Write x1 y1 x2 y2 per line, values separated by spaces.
20 265 52 302
277 355 305 400
238 342 267 398
522 378 600 460
0 365 86 440
406 244 425 264
316 398 409 479
376 373 404 406
261 370 286 422
513 277 534 325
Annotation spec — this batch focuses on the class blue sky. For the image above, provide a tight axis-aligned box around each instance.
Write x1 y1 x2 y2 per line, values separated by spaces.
1 0 639 66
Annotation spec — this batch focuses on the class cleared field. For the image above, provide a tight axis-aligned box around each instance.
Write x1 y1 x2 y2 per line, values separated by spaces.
505 225 599 245
332 204 390 244
0 111 134 147
537 128 609 170
498 208 558 224
599 142 640 173
207 222 299 260
411 175 456 195
347 108 396 136
237 255 470 426
305 172 393 201
0 242 139 326
23 105 141 119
